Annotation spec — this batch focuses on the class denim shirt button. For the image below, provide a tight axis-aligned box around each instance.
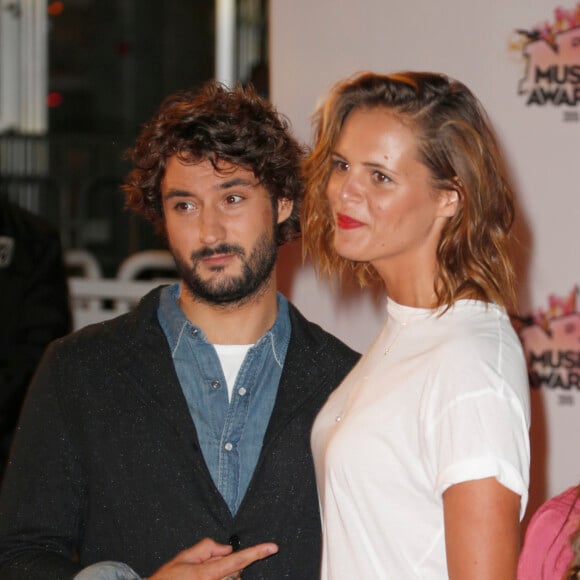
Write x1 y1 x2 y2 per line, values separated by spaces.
190 327 199 337
224 442 233 451
238 387 247 396
210 379 221 389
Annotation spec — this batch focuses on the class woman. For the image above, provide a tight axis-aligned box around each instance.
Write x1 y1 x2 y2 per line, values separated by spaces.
518 485 580 579
302 71 531 579
570 517 580 578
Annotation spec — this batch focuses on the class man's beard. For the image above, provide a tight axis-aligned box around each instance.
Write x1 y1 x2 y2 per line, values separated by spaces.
172 232 278 306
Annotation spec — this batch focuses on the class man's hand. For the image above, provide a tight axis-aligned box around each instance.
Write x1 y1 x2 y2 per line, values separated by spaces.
148 537 278 580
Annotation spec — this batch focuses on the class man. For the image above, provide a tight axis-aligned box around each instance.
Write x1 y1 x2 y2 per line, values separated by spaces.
0 82 359 579
0 193 71 476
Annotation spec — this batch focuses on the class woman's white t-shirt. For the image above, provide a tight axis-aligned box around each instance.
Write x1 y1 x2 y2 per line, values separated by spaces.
311 299 530 579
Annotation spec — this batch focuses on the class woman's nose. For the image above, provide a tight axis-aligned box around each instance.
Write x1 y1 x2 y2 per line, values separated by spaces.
338 172 364 202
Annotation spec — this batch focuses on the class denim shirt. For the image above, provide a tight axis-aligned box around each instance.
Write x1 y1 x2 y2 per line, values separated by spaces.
157 283 291 515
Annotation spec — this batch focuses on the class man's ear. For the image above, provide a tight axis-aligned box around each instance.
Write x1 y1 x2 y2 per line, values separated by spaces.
277 198 294 223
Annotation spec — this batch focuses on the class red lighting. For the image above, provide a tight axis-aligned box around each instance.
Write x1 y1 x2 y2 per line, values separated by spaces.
115 40 131 55
47 92 63 108
48 2 64 16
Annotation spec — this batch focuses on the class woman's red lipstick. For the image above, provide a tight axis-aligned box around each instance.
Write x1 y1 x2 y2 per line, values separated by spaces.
336 213 364 229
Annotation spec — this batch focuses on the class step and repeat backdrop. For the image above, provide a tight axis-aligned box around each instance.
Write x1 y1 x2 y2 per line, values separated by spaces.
271 0 580 524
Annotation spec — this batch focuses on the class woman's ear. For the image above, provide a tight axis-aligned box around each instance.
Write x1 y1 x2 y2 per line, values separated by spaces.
438 187 460 218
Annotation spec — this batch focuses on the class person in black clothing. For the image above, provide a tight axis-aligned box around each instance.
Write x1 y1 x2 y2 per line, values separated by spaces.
0 193 72 476
0 83 359 580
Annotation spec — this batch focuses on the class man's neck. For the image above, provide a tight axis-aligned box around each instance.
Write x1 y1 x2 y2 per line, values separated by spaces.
177 280 279 344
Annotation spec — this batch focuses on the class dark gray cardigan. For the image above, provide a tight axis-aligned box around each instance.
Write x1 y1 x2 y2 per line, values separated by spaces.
0 288 359 579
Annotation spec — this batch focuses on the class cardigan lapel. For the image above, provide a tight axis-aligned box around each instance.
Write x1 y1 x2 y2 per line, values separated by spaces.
108 290 350 527
119 291 335 455
111 288 234 522
112 288 201 450
261 304 337 449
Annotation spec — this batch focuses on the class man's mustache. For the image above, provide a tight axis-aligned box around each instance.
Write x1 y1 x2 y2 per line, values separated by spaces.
191 244 245 262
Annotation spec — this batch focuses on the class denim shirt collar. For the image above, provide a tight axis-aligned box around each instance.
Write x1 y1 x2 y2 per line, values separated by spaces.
157 283 290 367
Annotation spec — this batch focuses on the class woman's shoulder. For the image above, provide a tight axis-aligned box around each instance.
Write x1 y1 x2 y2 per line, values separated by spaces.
426 300 529 404
519 486 580 578
532 486 580 522
434 301 521 360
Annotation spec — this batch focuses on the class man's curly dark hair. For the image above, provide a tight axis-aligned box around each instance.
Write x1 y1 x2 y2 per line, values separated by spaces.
123 80 305 245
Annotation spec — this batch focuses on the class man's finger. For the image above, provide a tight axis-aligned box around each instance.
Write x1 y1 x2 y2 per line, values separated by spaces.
207 543 278 577
174 538 233 564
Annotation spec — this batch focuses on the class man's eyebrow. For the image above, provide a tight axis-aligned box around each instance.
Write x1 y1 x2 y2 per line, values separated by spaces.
163 178 256 199
217 177 255 190
163 188 193 200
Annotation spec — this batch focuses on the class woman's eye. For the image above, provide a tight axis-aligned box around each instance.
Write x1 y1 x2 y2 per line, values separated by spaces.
332 159 349 173
372 171 390 184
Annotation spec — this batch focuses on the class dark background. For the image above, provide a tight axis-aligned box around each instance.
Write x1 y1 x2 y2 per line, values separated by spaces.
1 0 268 276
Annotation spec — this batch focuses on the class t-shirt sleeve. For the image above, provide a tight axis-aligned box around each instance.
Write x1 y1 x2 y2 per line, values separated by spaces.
422 333 530 519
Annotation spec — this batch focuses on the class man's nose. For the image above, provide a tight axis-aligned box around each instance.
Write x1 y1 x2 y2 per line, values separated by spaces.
198 209 226 245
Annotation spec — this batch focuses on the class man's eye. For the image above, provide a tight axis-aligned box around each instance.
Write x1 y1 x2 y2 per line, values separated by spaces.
174 201 195 212
225 194 243 204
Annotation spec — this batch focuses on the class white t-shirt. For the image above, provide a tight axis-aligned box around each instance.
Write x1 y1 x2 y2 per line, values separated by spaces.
213 343 253 401
311 299 530 579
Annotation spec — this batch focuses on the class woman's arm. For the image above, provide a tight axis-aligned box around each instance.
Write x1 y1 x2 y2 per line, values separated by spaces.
443 477 521 580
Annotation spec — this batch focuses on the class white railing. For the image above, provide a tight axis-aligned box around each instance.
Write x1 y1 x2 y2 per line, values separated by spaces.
66 250 177 331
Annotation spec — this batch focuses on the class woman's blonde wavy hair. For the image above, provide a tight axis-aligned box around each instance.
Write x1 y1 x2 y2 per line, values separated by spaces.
302 71 517 309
